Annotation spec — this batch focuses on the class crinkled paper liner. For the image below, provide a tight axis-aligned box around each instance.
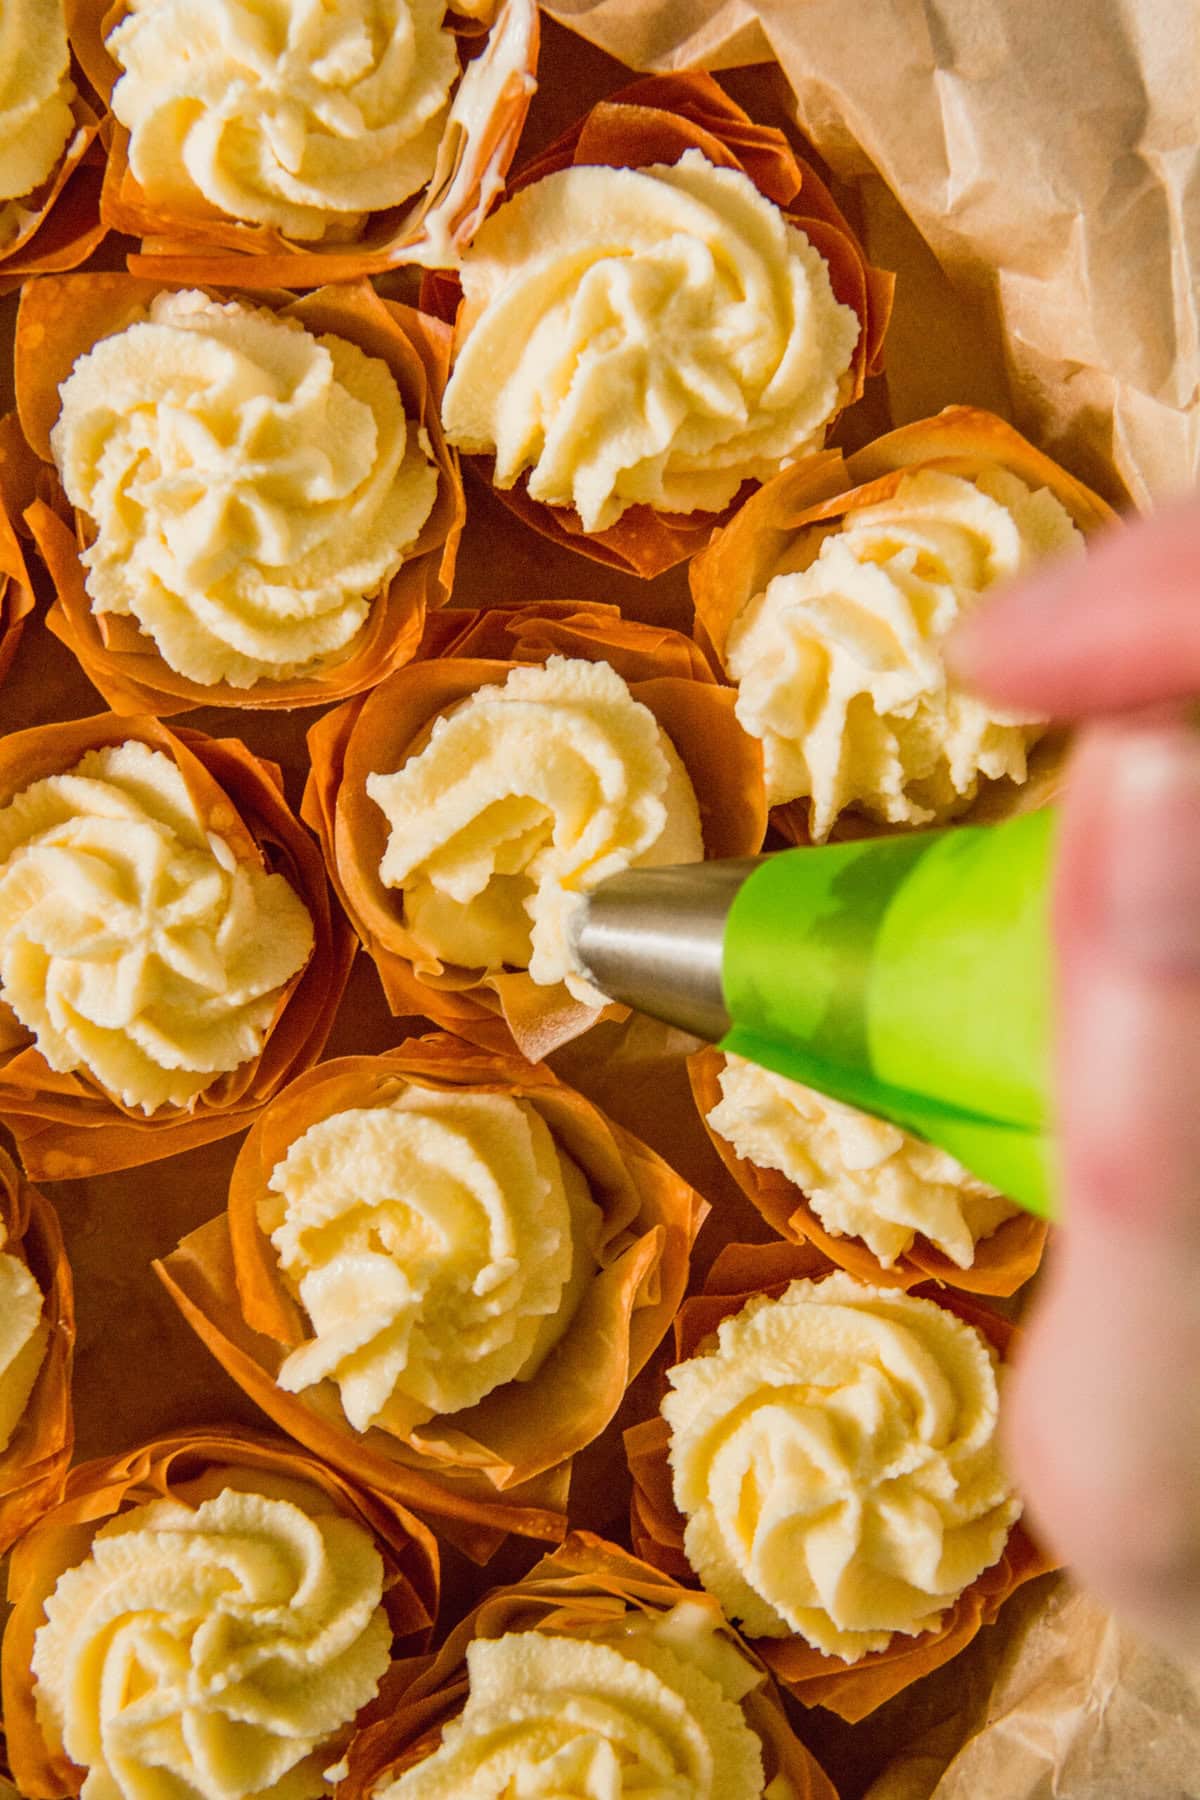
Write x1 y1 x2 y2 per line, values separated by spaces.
623 1238 1056 1724
0 1149 74 1556
0 1426 441 1800
689 405 1119 846
302 599 768 1062
13 272 467 715
0 416 36 690
0 712 354 1179
0 86 106 301
688 1046 1047 1298
421 70 894 579
156 1032 708 1565
336 1531 840 1800
64 0 539 283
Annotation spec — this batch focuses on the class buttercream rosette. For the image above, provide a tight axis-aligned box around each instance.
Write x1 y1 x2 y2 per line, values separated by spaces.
689 1048 1046 1296
156 1033 707 1565
0 711 353 1180
14 272 465 715
336 1533 837 1800
423 72 892 578
0 1146 74 1555
624 1239 1054 1723
64 0 537 283
0 3 106 297
690 406 1117 845
303 601 767 1062
0 416 37 689
0 1426 439 1800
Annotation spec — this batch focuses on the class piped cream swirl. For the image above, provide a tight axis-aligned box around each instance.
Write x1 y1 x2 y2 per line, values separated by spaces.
0 1227 47 1455
31 1478 392 1800
441 149 860 533
106 0 460 239
725 466 1084 838
262 1086 602 1434
366 656 704 1001
0 740 314 1113
708 1056 1020 1269
52 290 439 690
0 0 75 247
663 1273 1020 1661
379 1606 770 1798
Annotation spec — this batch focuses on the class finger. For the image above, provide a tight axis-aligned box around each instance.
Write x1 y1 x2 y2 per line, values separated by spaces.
948 497 1200 718
1007 719 1200 1657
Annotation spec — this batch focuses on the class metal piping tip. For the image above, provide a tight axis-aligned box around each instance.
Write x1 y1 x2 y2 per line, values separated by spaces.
567 858 767 1041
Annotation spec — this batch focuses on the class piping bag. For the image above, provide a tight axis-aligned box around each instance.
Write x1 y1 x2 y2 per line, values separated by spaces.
569 805 1058 1220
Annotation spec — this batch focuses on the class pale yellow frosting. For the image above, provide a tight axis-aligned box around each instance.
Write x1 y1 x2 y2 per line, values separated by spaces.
0 1226 47 1455
0 740 314 1113
441 149 860 533
52 290 439 691
725 467 1084 838
663 1273 1020 1661
708 1056 1020 1269
0 0 75 247
262 1086 602 1435
106 0 460 239
378 1604 773 1798
366 656 704 1002
32 1474 393 1800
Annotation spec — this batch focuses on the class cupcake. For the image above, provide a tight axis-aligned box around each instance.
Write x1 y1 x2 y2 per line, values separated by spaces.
430 73 892 577
304 601 766 1061
157 1033 707 1564
691 1047 1046 1295
0 0 105 293
0 416 36 689
0 712 352 1178
1 1428 439 1800
338 1534 838 1800
0 1147 73 1555
625 1240 1053 1721
67 0 539 283
690 407 1117 843
15 273 464 714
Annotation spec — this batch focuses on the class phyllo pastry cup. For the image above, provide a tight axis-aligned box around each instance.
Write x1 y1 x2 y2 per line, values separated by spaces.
0 1147 74 1555
0 711 353 1180
689 1047 1047 1297
1 1425 439 1800
425 72 893 579
65 0 538 284
0 6 105 298
0 417 37 689
303 601 767 1063
625 1240 1054 1723
690 406 1117 845
156 1033 708 1565
15 273 465 715
337 1532 838 1800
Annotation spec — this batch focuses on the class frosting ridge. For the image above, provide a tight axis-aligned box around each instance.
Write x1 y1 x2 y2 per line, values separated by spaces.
0 0 75 246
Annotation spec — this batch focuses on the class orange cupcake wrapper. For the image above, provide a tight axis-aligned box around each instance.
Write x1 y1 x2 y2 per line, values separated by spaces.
155 1032 708 1563
0 1149 74 1556
690 405 1119 844
302 600 768 1062
14 273 466 715
336 1531 839 1800
0 417 38 690
688 1046 1048 1297
1 1425 440 1800
423 71 894 580
0 712 354 1179
64 0 537 284
623 1238 1058 1724
0 85 106 297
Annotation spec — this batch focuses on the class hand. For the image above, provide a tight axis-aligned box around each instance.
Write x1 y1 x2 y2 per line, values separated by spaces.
950 496 1200 1661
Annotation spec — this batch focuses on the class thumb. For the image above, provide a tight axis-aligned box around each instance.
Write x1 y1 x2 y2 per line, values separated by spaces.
1007 717 1200 1658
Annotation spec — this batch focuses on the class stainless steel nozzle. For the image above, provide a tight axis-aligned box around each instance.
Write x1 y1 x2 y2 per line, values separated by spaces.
567 858 767 1040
